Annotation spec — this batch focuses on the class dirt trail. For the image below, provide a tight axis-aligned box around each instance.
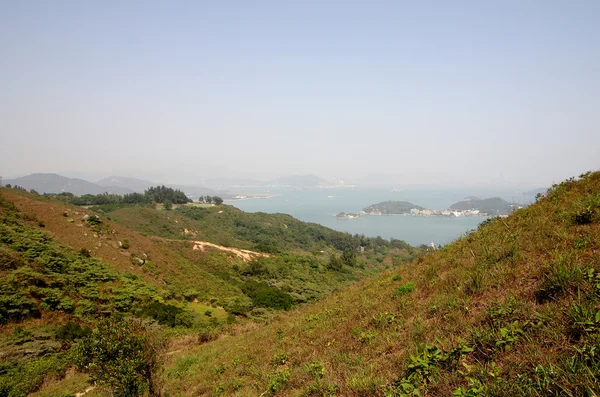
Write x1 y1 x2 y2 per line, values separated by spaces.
192 241 268 261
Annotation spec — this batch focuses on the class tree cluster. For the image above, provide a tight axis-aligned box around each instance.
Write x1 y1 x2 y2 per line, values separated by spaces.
43 186 202 206
198 195 224 205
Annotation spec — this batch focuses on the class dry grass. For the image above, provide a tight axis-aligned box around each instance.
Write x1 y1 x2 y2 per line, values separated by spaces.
161 171 600 396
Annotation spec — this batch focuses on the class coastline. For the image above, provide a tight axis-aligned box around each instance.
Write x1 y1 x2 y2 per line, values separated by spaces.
225 194 281 202
335 212 492 218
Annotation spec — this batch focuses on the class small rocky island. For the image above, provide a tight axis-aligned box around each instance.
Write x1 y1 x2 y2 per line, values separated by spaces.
336 212 360 219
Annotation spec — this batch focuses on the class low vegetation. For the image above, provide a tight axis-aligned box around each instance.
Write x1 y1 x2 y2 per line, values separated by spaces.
159 171 600 395
2 171 598 396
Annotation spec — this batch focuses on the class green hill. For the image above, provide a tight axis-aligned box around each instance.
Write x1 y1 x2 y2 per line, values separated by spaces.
156 171 600 396
3 171 600 396
362 201 425 215
449 197 518 215
0 186 419 397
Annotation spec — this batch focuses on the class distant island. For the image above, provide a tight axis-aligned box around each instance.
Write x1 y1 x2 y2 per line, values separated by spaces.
336 212 360 219
360 197 521 217
449 197 518 216
362 201 425 215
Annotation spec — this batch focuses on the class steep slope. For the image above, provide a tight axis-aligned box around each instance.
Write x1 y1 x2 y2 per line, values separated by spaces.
0 187 420 396
162 171 600 396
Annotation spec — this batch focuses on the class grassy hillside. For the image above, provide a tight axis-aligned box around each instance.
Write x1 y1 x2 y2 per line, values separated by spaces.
158 171 600 396
0 187 419 397
5 171 599 396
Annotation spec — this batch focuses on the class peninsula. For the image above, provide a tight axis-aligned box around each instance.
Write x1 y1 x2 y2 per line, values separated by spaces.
361 197 521 217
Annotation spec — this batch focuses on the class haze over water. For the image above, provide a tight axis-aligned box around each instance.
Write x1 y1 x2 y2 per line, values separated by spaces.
227 187 536 246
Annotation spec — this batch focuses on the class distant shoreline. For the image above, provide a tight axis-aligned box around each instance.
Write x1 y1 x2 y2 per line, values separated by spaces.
225 194 281 202
335 212 492 218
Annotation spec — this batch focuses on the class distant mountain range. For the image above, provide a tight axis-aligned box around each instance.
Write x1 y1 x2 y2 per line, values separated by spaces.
4 173 134 195
3 173 218 198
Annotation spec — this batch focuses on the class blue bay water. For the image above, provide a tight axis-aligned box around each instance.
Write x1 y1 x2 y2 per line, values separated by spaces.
226 187 535 246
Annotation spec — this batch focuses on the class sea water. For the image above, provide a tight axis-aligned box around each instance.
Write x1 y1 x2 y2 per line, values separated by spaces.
226 187 536 246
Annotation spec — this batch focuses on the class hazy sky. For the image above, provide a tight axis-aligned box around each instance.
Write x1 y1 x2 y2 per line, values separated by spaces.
1 1 598 187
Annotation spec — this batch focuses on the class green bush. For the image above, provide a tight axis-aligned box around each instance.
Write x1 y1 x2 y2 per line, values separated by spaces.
0 354 69 397
394 282 416 297
75 317 167 397
241 281 293 310
139 302 195 328
55 321 91 341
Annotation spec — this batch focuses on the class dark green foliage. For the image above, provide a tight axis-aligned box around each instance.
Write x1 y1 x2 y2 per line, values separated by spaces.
44 186 190 206
85 214 102 226
144 186 190 204
197 195 223 204
0 354 69 397
139 302 195 328
0 246 25 270
75 317 166 397
574 207 593 225
341 249 357 267
163 200 173 210
241 281 293 310
0 285 40 323
123 192 149 204
55 321 91 341
0 199 160 323
327 254 342 271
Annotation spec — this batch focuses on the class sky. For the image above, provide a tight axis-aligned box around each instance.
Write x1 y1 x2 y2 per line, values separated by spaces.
1 1 599 187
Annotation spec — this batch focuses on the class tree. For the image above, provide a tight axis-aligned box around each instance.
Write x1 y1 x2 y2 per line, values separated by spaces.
213 196 223 205
75 317 166 397
205 196 213 204
163 200 173 210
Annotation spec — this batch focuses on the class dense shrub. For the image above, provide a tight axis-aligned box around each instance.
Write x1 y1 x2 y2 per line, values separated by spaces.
75 317 167 397
55 321 91 341
241 281 293 310
139 302 195 328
